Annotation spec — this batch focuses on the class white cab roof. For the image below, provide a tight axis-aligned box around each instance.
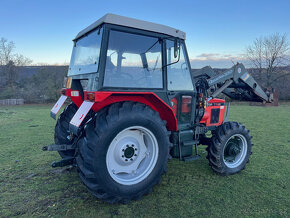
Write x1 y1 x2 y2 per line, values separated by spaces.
74 13 186 40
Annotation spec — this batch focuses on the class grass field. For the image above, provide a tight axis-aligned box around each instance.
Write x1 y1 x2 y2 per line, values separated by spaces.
0 104 289 217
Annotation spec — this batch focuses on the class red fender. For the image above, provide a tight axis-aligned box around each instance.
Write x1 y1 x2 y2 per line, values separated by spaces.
62 88 83 107
84 91 177 131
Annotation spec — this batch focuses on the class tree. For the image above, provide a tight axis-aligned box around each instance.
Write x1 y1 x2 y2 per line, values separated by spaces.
0 37 32 88
22 66 68 103
246 33 290 87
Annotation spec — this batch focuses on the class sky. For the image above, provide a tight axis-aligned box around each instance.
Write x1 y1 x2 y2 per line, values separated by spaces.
0 0 289 68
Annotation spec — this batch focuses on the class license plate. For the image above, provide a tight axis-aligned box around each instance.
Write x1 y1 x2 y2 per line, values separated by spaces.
50 95 68 119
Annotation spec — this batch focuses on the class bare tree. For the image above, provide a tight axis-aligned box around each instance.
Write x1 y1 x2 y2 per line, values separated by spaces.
0 37 32 87
246 33 290 87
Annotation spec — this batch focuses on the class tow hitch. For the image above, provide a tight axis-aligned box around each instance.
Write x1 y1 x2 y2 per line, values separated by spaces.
42 144 75 151
42 144 76 168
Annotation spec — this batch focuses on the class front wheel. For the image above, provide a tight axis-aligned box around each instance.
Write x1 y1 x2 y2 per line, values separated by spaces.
207 122 253 175
76 102 170 203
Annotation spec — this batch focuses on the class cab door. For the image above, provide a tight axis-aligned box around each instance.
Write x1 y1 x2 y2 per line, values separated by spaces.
166 40 196 125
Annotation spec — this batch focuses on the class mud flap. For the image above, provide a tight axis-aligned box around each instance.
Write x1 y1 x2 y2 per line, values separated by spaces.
50 95 68 119
69 101 94 135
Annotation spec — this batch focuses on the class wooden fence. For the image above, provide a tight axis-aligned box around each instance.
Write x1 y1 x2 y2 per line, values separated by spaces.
0 99 24 105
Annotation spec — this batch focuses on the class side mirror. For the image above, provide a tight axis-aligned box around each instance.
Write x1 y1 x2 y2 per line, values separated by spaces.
174 39 180 58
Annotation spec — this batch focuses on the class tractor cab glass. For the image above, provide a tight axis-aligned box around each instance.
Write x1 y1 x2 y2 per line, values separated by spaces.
68 27 103 76
166 40 194 124
166 40 193 91
103 30 163 89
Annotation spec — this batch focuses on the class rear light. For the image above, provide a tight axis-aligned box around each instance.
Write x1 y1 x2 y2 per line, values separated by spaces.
61 89 66 95
66 77 72 88
86 92 95 102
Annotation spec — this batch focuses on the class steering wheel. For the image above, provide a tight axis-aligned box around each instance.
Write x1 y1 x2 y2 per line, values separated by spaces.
134 76 148 85
118 72 134 80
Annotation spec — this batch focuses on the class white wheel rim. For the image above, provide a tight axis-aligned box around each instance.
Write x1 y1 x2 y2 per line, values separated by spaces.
223 134 248 168
106 126 159 185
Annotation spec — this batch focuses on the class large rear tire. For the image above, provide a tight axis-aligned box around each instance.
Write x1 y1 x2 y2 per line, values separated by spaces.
54 103 78 158
207 121 253 175
76 102 170 203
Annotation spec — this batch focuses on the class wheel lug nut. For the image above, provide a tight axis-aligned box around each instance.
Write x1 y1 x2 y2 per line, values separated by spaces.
122 155 124 158
126 145 129 148
130 158 133 161
132 145 134 147
135 148 137 151
122 149 125 151
125 159 128 161
134 154 137 156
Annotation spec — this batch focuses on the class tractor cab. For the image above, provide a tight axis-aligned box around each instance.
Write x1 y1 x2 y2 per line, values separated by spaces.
60 13 197 128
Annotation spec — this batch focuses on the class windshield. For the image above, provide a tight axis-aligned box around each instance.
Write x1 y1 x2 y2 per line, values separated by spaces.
68 27 103 76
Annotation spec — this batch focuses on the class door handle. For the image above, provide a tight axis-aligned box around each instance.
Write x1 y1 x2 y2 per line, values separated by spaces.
167 91 176 96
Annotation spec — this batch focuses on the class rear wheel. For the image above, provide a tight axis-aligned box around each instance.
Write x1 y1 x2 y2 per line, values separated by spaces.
76 102 170 203
207 121 252 175
54 103 78 158
106 126 159 185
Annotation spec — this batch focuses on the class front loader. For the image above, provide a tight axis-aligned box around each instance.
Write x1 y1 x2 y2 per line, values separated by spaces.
43 14 272 203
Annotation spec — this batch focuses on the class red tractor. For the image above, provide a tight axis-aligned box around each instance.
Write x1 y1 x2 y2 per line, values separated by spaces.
44 14 272 203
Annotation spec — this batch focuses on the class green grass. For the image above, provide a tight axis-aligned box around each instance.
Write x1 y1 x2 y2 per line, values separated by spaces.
0 104 289 217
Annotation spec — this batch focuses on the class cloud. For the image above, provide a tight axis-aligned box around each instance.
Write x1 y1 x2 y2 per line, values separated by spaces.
190 53 249 68
192 53 245 61
196 53 220 58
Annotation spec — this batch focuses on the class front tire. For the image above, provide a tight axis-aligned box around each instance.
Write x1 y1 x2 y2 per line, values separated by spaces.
207 121 253 175
76 102 170 203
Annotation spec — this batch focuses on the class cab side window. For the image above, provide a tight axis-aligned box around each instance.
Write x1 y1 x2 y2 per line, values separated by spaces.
166 41 193 91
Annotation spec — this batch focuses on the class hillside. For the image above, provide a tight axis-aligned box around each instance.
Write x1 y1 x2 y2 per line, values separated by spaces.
0 65 289 101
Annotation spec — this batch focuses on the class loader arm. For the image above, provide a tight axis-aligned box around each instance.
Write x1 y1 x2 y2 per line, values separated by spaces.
195 63 273 103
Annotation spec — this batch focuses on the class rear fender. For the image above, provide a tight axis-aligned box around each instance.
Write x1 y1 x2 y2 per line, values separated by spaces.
92 92 177 131
70 91 177 132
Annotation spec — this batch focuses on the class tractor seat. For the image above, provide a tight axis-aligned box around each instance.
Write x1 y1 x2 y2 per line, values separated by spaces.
106 56 115 70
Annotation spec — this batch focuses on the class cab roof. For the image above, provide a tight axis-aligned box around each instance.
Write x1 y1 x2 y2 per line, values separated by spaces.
74 13 186 41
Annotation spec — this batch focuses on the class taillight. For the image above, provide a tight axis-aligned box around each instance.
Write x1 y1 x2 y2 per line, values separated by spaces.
63 77 72 88
66 77 72 88
61 89 66 95
86 92 95 102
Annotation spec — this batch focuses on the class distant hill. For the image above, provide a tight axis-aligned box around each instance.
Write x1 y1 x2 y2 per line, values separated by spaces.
16 65 68 80
1 65 289 100
0 65 68 81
